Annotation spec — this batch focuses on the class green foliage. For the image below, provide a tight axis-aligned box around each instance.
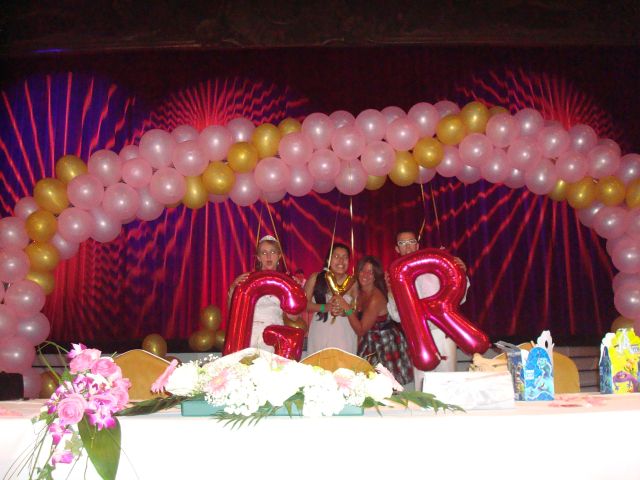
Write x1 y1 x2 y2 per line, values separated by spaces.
78 417 121 480
387 390 465 413
116 395 189 416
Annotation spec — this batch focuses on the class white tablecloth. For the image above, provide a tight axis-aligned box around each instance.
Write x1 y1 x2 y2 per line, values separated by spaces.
2 394 639 480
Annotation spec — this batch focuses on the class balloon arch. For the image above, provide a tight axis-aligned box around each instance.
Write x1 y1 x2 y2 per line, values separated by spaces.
1 99 640 384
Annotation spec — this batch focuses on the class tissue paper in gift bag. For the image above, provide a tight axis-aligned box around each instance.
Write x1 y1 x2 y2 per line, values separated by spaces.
422 371 515 410
599 328 640 394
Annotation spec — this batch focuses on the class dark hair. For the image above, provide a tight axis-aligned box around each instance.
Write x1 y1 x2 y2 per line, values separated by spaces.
313 242 351 322
395 228 418 242
356 255 387 300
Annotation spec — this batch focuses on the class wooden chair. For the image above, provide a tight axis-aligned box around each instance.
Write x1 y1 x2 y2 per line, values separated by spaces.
114 349 170 400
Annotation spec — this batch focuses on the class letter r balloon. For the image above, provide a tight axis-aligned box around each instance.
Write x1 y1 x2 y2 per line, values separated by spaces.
388 248 490 371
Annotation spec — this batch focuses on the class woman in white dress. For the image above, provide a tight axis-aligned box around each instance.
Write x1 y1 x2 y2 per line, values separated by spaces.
228 235 293 352
304 243 358 355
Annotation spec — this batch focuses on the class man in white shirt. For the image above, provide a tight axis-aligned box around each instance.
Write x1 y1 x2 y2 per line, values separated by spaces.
387 229 469 391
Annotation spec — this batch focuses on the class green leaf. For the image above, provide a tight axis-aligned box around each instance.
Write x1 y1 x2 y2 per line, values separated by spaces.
116 395 188 416
78 417 121 480
386 391 464 413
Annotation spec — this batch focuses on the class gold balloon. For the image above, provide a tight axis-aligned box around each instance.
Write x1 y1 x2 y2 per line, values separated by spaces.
189 329 216 352
365 175 387 191
389 151 419 187
34 178 69 214
251 123 281 159
548 179 569 202
39 371 59 398
227 142 258 173
278 118 302 136
55 155 88 184
202 162 236 195
166 200 181 209
26 270 55 295
566 177 597 209
436 114 467 145
142 333 167 358
626 179 640 209
611 315 634 332
199 305 222 331
460 101 490 133
413 137 444 168
597 176 626 206
26 210 58 243
26 241 60 272
213 330 226 351
284 317 308 331
489 106 509 117
182 176 208 209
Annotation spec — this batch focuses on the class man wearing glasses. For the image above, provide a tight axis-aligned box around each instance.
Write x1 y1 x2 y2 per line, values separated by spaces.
387 229 469 390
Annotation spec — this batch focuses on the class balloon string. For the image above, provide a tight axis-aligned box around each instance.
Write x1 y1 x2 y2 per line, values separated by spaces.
327 192 342 270
429 182 443 248
265 201 288 273
349 196 355 275
255 201 264 249
418 183 427 243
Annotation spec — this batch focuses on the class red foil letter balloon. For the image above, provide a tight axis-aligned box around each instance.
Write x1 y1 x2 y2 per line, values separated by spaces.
224 271 307 360
388 248 490 370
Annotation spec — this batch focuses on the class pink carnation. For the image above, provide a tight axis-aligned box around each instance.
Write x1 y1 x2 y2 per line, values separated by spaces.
57 393 87 426
111 386 130 410
90 358 119 379
69 349 101 374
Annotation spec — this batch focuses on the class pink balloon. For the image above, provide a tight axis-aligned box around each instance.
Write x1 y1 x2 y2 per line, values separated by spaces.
301 113 334 150
361 141 395 176
57 207 93 243
229 173 260 207
139 129 177 169
614 282 640 319
626 209 640 240
172 140 208 176
0 248 29 283
616 153 640 185
136 187 165 221
459 133 493 167
331 125 366 160
312 178 335 194
408 103 439 138
0 336 36 374
227 117 255 143
308 149 340 181
381 106 406 124
208 193 228 204
102 183 141 221
507 137 541 171
577 202 605 228
436 146 462 178
122 157 153 188
556 150 588 183
89 207 122 243
588 145 620 179
486 113 518 148
537 126 570 159
199 125 234 162
434 100 460 118
149 167 187 205
612 271 640 293
335 160 367 196
385 117 419 151
67 174 104 210
87 149 122 186
0 283 3 303
329 110 355 128
14 196 39 220
5 280 45 319
611 236 640 274
593 206 630 240
22 368 41 398
355 109 386 143
51 233 79 260
279 132 313 166
514 108 544 137
261 189 287 203
525 159 558 195
568 124 598 153
16 312 50 345
287 165 314 197
171 124 199 143
0 304 18 338
119 145 140 162
457 164 482 184
599 138 622 157
416 166 437 184
480 148 510 184
254 157 291 193
504 167 526 189
0 217 29 250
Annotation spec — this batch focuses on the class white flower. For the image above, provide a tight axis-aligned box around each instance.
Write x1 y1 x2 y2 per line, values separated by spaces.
302 369 346 417
165 362 201 396
364 371 394 402
333 368 367 406
374 363 404 392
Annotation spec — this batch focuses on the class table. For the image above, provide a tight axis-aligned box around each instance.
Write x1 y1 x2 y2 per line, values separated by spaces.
2 394 639 480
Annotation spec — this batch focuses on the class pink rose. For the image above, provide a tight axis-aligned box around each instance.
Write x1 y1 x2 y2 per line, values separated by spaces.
90 358 119 379
111 386 130 410
57 393 87 426
69 348 101 374
113 377 132 391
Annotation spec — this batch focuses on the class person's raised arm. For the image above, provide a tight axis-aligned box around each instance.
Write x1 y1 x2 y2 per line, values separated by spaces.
227 272 250 309
335 290 384 337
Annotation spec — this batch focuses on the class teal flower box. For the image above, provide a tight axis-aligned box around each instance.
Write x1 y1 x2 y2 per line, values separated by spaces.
180 399 364 417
